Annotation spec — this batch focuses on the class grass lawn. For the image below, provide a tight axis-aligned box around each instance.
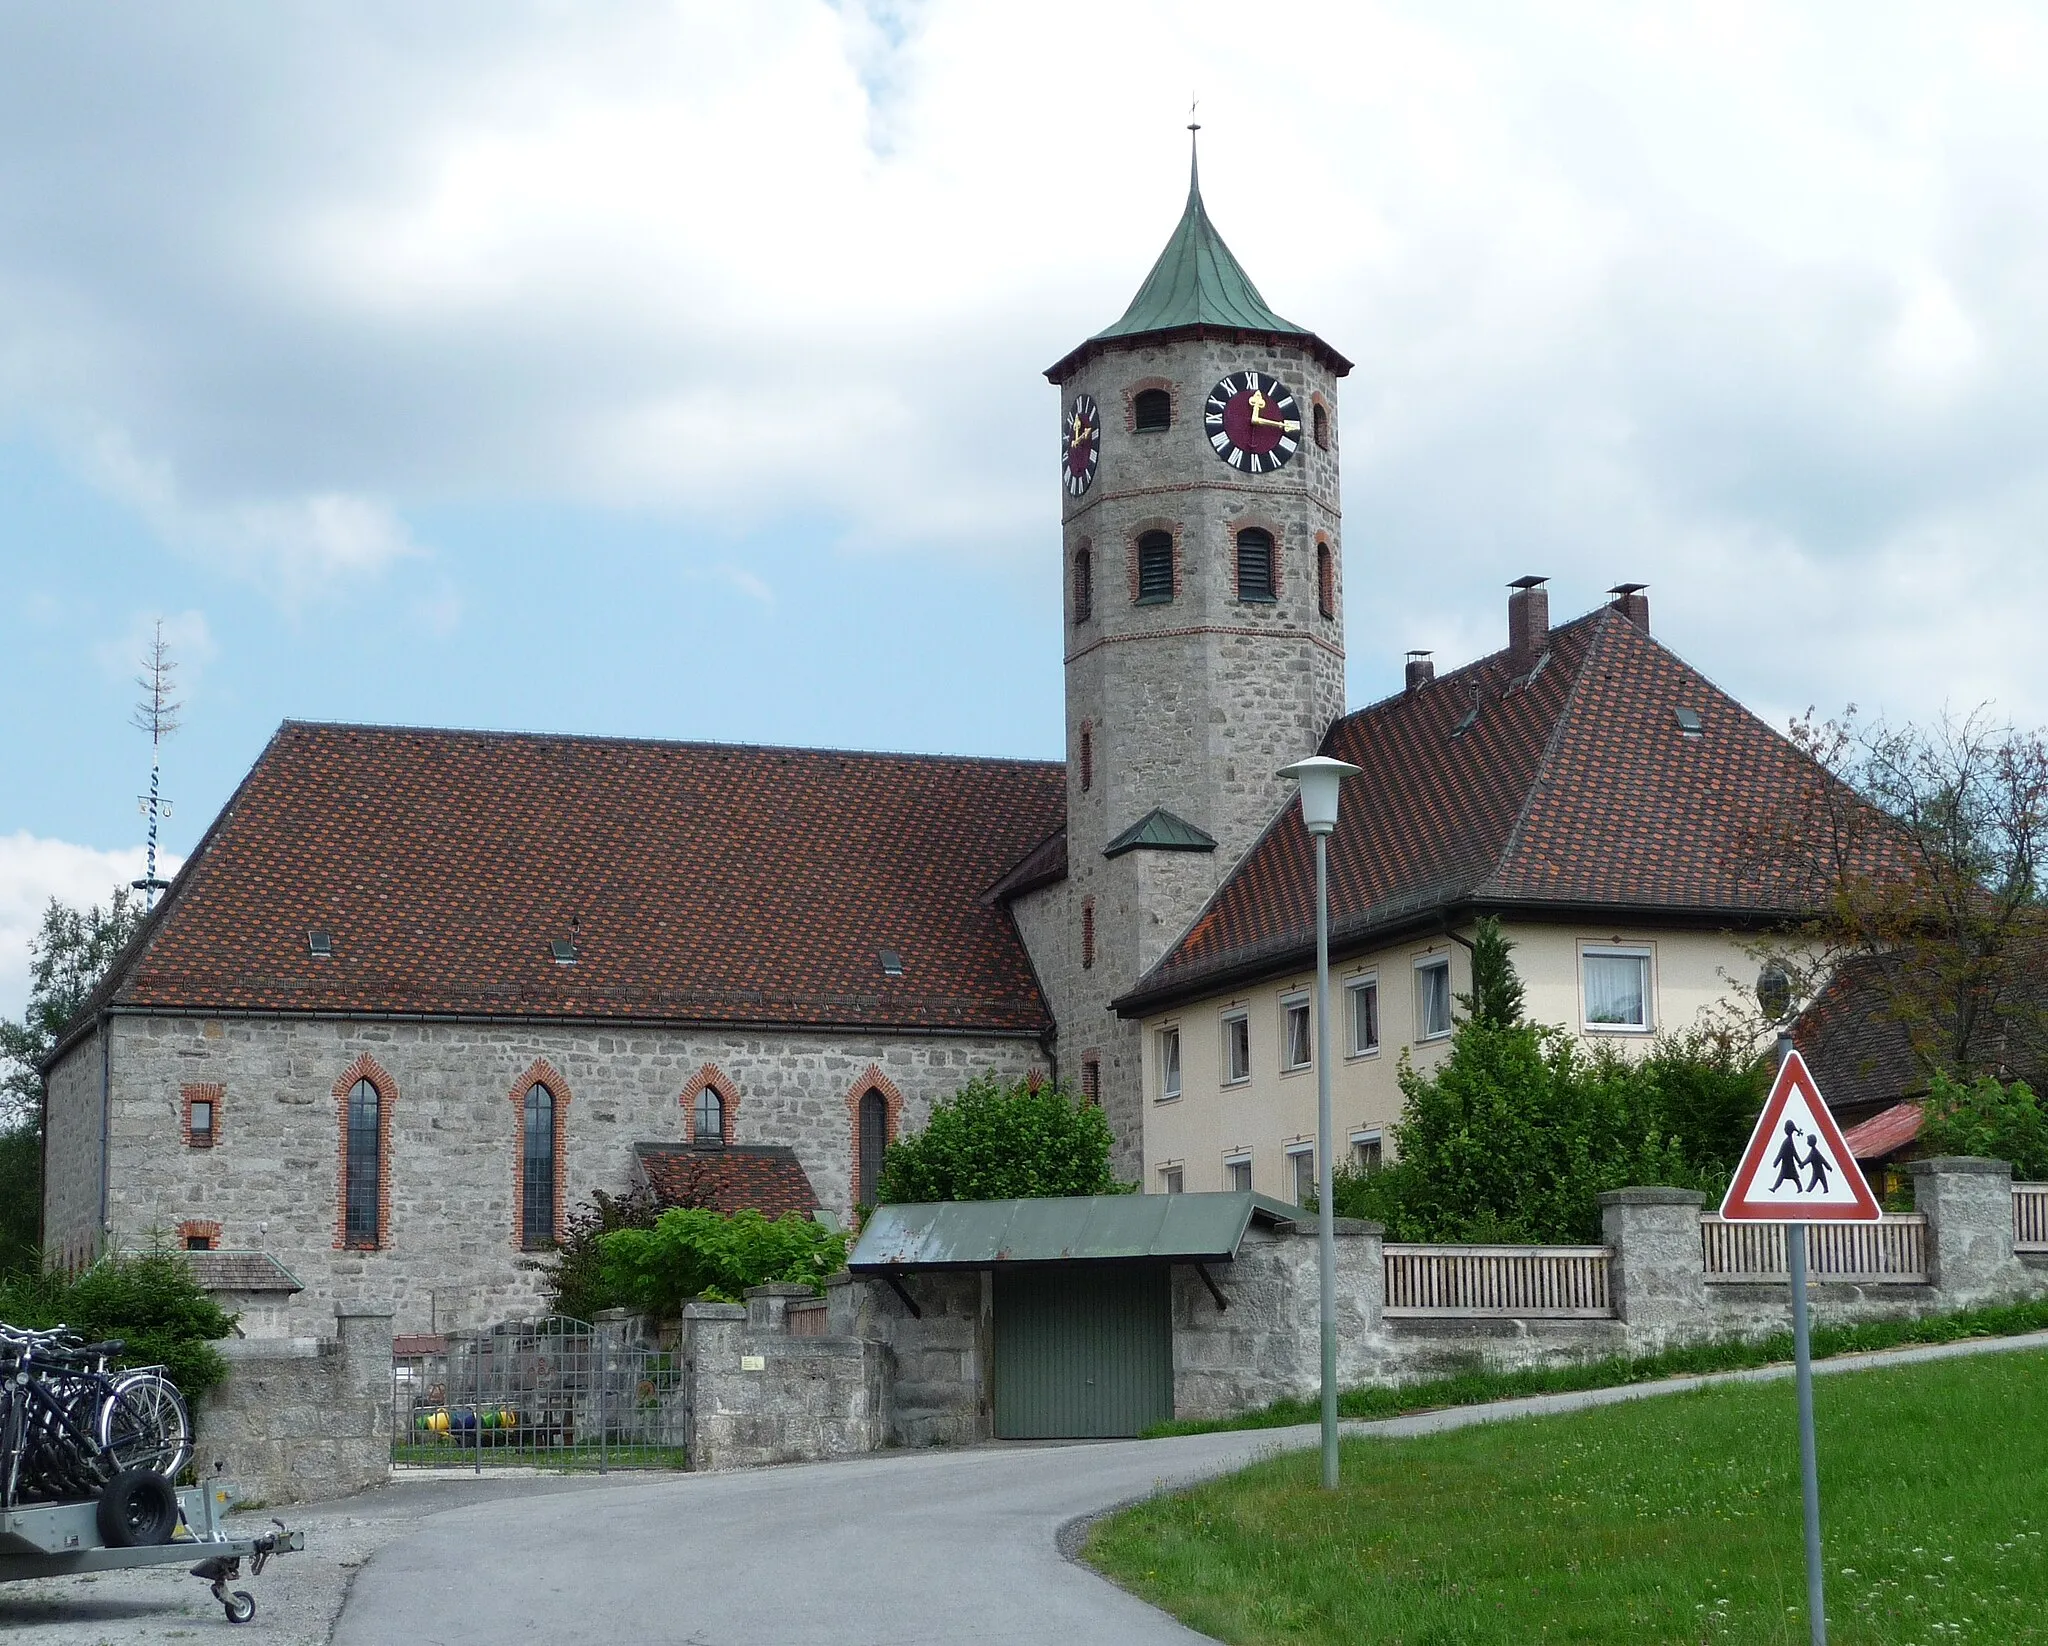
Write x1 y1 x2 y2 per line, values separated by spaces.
1087 1349 2048 1645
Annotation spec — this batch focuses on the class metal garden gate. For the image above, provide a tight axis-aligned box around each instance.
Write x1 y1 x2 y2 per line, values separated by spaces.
393 1316 686 1471
992 1266 1172 1440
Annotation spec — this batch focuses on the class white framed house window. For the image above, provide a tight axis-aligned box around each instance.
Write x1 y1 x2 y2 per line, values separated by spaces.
1280 992 1312 1071
1583 946 1654 1032
1221 1010 1252 1085
1157 1025 1182 1101
1350 1129 1384 1172
1224 1154 1253 1193
1416 955 1453 1041
1287 1143 1316 1206
1159 1164 1184 1194
1345 975 1380 1057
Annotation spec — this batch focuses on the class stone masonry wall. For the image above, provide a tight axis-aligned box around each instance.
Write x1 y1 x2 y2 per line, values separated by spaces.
41 1029 104 1271
95 1013 1042 1335
193 1307 392 1506
680 1288 886 1472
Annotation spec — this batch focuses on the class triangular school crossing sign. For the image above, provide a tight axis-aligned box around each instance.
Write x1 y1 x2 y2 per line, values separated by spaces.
1720 1049 1882 1222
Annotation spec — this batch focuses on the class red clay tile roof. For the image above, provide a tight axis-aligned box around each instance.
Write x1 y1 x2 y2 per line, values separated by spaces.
1118 605 1908 1014
1842 1100 1926 1163
74 724 1062 1041
634 1143 821 1220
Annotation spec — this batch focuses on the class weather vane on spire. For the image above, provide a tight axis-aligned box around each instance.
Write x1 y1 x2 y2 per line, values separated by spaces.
130 619 181 911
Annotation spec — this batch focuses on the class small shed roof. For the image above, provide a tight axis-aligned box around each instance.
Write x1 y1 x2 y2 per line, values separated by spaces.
847 1191 1298 1271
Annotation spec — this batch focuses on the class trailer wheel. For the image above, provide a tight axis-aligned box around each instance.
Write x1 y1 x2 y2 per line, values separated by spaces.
224 1590 257 1624
96 1468 179 1547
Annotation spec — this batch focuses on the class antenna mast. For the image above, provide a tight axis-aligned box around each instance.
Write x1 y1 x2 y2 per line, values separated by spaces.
131 620 182 910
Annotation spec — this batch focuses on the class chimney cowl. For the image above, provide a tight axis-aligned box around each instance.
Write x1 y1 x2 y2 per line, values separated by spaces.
1507 576 1549 669
1404 650 1435 693
1607 582 1650 630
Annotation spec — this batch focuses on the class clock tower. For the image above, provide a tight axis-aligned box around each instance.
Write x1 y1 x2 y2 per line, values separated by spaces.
1009 139 1350 1179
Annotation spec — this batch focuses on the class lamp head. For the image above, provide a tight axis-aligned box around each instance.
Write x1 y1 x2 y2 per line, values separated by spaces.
1756 962 1793 1024
1277 755 1363 835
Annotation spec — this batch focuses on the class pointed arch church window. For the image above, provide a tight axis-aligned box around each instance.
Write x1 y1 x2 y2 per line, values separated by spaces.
1236 529 1276 602
694 1085 724 1145
522 1083 556 1249
344 1079 381 1249
1134 389 1172 433
1136 531 1174 605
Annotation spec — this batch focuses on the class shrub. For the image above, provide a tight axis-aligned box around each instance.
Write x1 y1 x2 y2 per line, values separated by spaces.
596 1208 850 1318
1919 1072 2048 1178
0 1247 236 1399
1329 1024 1767 1244
874 1073 1123 1204
541 1185 662 1321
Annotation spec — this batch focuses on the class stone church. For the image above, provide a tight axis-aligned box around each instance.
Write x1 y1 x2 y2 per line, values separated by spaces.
40 153 1356 1334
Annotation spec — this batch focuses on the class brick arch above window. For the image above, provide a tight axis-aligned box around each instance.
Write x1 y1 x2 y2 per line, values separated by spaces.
508 1059 572 1250
176 1218 222 1252
181 1082 223 1148
332 1054 396 1252
678 1063 740 1146
846 1065 906 1211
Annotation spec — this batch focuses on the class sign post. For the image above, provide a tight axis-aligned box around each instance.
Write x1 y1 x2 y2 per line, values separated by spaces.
1719 1048 1881 1646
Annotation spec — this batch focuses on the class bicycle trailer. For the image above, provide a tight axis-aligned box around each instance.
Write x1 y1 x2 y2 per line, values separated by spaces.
0 1476 302 1624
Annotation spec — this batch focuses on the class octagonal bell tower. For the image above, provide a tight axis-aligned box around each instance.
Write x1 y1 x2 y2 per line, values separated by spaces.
1012 136 1350 1179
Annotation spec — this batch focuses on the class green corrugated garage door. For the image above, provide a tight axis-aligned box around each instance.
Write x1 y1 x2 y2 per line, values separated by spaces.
993 1265 1172 1439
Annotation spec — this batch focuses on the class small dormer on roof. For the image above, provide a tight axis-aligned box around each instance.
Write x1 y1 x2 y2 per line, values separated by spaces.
1045 134 1351 383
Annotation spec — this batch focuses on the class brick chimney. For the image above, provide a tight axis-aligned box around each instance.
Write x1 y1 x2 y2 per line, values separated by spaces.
1404 650 1435 693
1607 582 1650 630
1507 576 1549 669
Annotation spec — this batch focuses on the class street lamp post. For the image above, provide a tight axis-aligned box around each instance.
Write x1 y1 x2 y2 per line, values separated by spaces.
1279 754 1362 1491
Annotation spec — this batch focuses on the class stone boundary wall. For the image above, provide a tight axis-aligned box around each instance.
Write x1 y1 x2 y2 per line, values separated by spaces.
194 1306 392 1506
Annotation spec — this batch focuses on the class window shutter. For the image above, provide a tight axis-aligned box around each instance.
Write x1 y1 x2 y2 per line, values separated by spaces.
1236 530 1275 601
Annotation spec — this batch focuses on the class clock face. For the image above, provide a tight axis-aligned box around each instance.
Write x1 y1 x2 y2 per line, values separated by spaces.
1205 371 1301 474
1062 393 1101 496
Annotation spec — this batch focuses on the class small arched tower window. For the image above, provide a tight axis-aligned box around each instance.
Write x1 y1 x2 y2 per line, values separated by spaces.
1079 721 1093 793
1072 545 1093 625
1082 898 1096 970
1236 528 1276 602
857 1089 891 1209
1317 543 1335 620
1136 531 1174 604
1313 401 1330 450
694 1085 724 1145
1133 388 1172 433
522 1083 556 1249
344 1078 381 1249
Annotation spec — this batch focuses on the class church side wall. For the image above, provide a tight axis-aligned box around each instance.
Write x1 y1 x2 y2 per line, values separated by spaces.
41 1030 105 1271
101 1013 1042 1335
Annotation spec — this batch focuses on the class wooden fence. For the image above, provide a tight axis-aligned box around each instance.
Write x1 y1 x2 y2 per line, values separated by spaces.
1699 1214 1929 1282
2017 1184 2048 1253
1382 1244 1613 1318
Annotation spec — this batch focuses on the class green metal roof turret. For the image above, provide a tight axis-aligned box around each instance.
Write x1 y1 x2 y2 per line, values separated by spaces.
1046 140 1351 383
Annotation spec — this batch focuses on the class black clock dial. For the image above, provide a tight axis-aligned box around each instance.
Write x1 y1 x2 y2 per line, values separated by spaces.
1205 371 1301 474
1062 394 1101 497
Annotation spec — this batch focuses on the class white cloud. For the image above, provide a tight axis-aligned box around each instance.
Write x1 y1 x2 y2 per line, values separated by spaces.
0 834 178 1023
2 3 2048 720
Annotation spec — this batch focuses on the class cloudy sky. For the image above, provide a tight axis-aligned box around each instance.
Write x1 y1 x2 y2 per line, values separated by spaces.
4 1 2047 1018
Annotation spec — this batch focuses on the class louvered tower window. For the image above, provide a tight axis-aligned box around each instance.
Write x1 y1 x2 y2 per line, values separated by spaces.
1236 528 1276 602
522 1083 556 1248
1133 389 1172 432
1317 543 1335 619
1136 531 1174 604
1072 546 1092 624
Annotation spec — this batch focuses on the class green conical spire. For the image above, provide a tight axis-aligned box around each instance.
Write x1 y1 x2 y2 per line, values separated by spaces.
1090 133 1307 344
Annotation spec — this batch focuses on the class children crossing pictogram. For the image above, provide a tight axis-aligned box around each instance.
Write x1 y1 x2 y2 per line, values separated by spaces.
1721 1049 1879 1222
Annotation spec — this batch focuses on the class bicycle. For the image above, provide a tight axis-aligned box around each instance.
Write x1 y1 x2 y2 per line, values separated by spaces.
0 1325 193 1514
